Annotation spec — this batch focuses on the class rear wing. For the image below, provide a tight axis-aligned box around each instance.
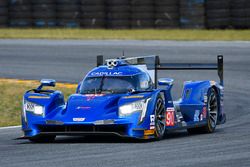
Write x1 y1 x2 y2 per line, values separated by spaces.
96 55 223 88
155 55 224 87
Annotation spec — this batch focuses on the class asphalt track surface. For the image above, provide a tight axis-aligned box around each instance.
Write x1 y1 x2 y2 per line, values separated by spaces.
0 40 250 167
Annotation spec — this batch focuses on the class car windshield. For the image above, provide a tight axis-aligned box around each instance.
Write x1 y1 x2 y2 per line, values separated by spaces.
80 76 138 94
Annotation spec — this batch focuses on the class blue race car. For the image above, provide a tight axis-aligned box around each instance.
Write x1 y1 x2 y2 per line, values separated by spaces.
21 56 226 142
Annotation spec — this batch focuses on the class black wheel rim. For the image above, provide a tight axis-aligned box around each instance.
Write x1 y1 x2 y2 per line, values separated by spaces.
208 91 218 129
155 98 166 137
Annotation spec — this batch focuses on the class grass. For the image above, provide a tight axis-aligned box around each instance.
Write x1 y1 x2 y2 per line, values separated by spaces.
0 79 77 127
0 28 250 41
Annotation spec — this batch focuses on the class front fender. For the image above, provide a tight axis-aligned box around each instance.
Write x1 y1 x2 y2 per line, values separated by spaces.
22 90 65 131
117 90 162 130
24 90 65 115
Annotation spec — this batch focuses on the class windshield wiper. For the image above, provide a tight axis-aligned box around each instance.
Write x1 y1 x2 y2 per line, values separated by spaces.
97 74 106 94
82 89 97 94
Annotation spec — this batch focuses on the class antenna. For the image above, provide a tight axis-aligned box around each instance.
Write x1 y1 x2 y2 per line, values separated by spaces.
121 50 125 59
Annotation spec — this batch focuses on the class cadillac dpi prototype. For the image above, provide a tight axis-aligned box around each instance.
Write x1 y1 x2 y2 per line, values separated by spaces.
21 56 226 142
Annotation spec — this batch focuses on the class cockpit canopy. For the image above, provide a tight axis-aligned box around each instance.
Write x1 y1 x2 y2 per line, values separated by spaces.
81 66 153 94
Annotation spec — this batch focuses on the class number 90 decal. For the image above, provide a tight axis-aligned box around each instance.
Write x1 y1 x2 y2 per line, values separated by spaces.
166 108 175 126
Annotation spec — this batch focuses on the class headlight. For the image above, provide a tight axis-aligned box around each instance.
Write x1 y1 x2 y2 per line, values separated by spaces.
23 100 44 116
119 98 151 123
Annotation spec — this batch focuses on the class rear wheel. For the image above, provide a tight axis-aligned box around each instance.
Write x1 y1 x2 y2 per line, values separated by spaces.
206 88 218 132
154 96 166 140
29 135 56 143
187 88 218 134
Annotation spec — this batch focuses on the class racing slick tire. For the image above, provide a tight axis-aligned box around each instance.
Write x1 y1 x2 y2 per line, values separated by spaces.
187 88 218 134
154 95 166 140
29 135 56 143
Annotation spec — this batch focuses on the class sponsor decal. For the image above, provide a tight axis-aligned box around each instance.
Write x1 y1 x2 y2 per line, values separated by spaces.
200 114 203 121
85 94 104 97
150 115 155 130
204 95 208 103
194 110 200 122
123 95 144 99
28 96 50 99
46 120 64 125
201 107 207 120
150 126 155 130
166 108 175 126
85 94 104 101
150 115 155 125
90 72 123 76
73 118 85 122
25 102 34 111
144 129 155 136
200 113 203 121
94 119 114 125
76 106 91 110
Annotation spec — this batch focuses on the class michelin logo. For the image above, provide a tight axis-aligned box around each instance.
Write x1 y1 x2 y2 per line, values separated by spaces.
73 118 85 122
194 110 200 122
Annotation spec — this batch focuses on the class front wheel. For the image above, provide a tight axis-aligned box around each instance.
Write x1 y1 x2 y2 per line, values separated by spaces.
154 96 166 140
187 88 218 134
29 135 56 143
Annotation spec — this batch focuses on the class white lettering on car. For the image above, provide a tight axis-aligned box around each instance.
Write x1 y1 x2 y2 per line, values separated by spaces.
90 72 123 76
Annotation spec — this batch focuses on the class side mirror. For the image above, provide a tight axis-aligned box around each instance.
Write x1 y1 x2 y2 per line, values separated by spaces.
35 79 56 92
40 79 56 87
158 78 174 86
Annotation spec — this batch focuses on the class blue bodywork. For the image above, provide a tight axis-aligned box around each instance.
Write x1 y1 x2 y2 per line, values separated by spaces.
21 56 226 139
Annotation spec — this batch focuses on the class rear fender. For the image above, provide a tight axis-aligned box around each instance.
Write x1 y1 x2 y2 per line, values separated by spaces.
180 81 210 122
182 81 210 104
181 81 225 124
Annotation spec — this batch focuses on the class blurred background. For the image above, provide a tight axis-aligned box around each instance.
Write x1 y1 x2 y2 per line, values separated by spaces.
0 0 249 29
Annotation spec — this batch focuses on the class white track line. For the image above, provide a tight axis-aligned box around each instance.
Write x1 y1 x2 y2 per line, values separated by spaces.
0 125 21 130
